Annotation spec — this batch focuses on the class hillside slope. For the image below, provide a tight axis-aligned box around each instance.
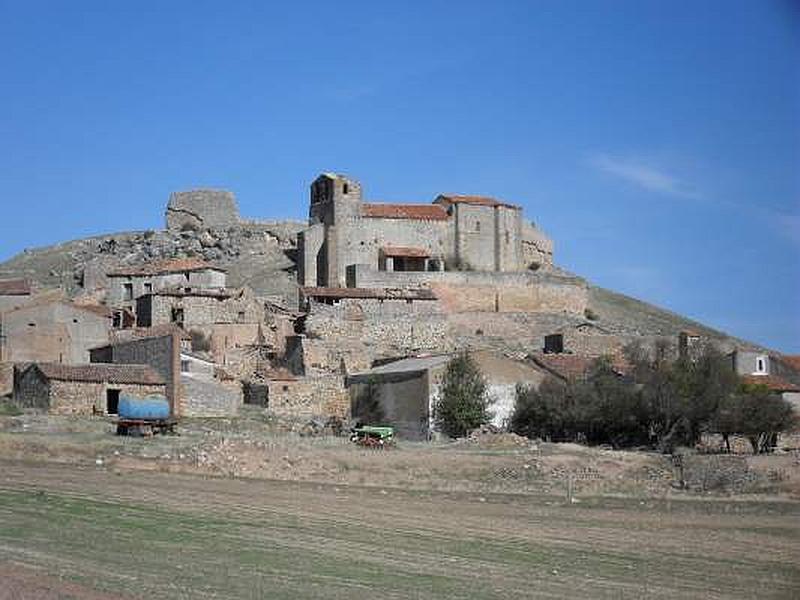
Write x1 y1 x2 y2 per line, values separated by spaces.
0 223 761 351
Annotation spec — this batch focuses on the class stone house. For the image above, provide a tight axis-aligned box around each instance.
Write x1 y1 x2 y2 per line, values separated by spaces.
90 330 182 416
730 349 800 409
90 327 242 417
346 351 544 440
106 258 227 312
0 299 111 364
297 173 554 288
13 362 165 416
134 286 262 329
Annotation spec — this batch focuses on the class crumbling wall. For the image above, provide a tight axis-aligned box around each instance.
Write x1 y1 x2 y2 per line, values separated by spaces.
166 189 240 231
267 375 348 419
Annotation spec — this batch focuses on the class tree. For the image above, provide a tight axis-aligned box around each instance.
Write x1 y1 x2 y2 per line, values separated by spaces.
714 384 797 454
434 352 491 438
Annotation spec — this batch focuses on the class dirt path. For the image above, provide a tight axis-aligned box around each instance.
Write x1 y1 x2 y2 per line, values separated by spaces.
0 460 798 599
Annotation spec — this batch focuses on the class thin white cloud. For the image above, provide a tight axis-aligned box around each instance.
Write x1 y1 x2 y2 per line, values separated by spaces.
589 154 702 200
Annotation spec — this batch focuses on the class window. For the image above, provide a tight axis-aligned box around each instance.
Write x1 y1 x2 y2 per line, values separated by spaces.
755 355 768 374
72 318 78 324
343 183 349 195
475 221 481 232
237 311 246 323
123 283 133 301
144 283 152 294
505 231 510 244
180 360 190 373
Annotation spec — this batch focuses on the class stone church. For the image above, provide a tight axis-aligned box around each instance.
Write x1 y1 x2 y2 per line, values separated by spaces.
297 173 554 288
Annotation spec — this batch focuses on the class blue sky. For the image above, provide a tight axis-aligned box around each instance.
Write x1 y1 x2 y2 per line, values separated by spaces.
1 1 798 351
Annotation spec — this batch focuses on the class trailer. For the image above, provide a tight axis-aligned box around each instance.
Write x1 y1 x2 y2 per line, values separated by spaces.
116 418 177 437
115 395 177 437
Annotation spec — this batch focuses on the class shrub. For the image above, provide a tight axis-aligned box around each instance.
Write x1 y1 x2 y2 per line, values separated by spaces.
434 353 491 438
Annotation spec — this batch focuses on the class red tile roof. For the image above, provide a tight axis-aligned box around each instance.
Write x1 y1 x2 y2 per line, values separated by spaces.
107 258 225 277
381 246 430 258
779 356 800 372
362 203 449 221
0 279 32 296
31 362 166 385
742 375 800 393
301 286 437 300
434 194 519 210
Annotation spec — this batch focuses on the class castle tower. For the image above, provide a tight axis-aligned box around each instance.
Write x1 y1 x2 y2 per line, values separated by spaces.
300 173 362 287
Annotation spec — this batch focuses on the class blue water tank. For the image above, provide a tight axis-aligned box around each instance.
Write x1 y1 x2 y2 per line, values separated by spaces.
118 395 170 420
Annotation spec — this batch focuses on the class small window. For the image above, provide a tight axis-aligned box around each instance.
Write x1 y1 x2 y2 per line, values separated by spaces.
72 318 78 324
144 283 152 294
343 183 349 195
28 322 36 327
123 283 133 301
755 356 767 374
180 360 190 373
282 385 289 392
237 311 246 323
475 221 481 232
505 231 510 244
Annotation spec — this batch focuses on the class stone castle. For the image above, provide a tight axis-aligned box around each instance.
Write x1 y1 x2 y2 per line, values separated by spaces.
297 173 554 288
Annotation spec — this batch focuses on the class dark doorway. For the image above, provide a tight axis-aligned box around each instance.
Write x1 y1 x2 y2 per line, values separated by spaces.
106 389 120 415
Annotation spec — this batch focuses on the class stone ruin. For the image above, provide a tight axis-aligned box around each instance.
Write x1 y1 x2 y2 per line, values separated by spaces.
165 189 240 231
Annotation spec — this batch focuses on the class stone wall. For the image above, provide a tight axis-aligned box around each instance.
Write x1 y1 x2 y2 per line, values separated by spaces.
290 300 451 376
142 289 262 329
181 375 243 417
267 375 348 419
166 189 240 231
14 374 163 416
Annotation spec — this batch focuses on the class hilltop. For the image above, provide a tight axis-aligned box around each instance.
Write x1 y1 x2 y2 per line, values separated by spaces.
0 219 760 353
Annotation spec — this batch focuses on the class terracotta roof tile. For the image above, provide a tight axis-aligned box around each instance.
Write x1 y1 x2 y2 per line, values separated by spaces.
742 374 800 393
434 194 519 210
31 362 166 385
0 279 32 296
381 246 430 258
362 203 449 221
107 258 225 277
779 356 800 372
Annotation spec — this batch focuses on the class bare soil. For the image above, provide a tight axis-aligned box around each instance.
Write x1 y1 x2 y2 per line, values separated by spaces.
0 414 798 598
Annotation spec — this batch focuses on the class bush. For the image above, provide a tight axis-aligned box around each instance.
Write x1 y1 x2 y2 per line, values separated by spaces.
434 353 491 438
